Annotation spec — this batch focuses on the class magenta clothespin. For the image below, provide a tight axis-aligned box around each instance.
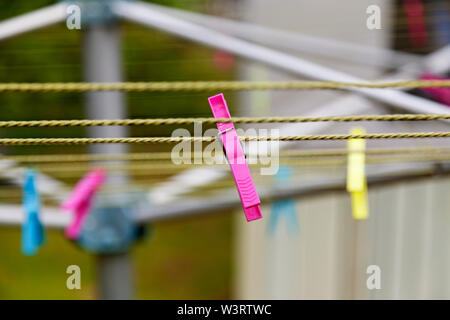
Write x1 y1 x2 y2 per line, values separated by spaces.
61 169 106 239
208 93 262 222
420 73 450 106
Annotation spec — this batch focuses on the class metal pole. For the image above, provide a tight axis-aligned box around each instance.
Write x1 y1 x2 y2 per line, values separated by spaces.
114 0 450 115
0 3 68 41
148 2 421 70
1 162 449 227
83 20 133 299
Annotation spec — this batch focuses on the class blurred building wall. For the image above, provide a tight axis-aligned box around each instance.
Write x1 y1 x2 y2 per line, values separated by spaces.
234 0 450 299
235 177 450 299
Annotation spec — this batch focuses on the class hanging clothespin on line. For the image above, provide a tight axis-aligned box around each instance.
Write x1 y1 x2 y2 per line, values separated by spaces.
22 169 45 256
208 93 262 221
61 169 106 239
420 73 450 107
268 165 299 234
347 127 369 220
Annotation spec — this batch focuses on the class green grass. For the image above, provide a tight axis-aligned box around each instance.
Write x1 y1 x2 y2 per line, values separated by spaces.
0 211 232 299
134 212 233 299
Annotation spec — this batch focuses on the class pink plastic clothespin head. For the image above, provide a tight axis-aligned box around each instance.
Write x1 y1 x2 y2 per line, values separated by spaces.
419 73 450 106
208 93 262 222
61 169 106 239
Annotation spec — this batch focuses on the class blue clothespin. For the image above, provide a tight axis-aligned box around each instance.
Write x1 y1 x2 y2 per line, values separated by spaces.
268 166 299 235
22 169 45 256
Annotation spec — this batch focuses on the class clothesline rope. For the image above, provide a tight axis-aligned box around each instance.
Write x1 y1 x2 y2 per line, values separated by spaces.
18 154 450 173
0 80 449 92
2 114 450 128
4 147 450 163
1 132 450 145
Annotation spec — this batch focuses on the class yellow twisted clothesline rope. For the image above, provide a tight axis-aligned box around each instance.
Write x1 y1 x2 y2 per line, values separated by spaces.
4 147 450 163
1 132 450 145
0 80 449 92
46 169 184 179
9 154 450 174
1 114 450 127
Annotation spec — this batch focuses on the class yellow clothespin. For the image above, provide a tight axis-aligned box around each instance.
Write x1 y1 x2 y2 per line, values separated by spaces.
347 127 369 220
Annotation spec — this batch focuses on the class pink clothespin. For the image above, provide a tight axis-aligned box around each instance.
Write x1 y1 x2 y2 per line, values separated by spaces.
420 73 450 107
61 169 106 239
208 93 262 222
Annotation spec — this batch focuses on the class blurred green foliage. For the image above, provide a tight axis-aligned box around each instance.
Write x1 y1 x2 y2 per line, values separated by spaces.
0 0 236 299
0 212 233 299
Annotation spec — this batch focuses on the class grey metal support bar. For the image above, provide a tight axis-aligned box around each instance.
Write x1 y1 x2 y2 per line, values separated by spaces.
136 164 450 223
0 163 449 227
148 2 421 70
114 0 450 116
83 20 133 300
0 3 68 41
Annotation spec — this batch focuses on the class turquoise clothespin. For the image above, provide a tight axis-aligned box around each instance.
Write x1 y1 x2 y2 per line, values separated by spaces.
268 166 299 234
22 169 45 256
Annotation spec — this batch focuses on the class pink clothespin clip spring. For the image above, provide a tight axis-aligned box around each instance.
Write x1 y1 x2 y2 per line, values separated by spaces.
208 93 262 222
420 73 450 107
61 169 106 239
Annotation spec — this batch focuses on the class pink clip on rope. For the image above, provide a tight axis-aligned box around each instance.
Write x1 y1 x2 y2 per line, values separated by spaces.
61 169 106 239
420 73 450 106
208 93 262 222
